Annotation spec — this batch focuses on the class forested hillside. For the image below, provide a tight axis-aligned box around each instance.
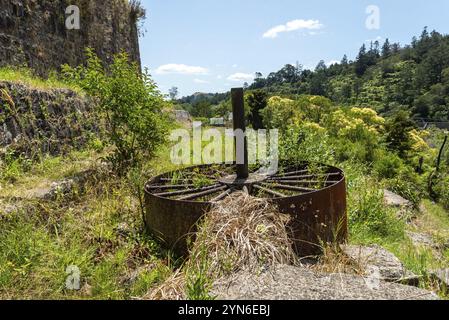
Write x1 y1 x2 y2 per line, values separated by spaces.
180 28 449 121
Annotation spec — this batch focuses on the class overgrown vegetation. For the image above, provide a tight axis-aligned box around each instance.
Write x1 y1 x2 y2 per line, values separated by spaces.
1 27 448 300
0 66 82 93
62 49 169 173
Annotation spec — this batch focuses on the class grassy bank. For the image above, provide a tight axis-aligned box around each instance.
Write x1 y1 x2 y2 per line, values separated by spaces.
0 67 82 93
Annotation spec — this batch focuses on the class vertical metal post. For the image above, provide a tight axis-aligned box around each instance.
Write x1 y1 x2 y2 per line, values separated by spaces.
231 88 249 179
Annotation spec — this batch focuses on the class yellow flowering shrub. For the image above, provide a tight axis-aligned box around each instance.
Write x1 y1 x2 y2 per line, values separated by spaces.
297 95 333 123
325 107 385 142
409 129 429 152
302 121 326 133
261 96 302 129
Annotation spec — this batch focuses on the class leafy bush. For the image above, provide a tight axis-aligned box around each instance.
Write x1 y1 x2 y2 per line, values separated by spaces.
385 110 416 157
433 174 449 209
324 108 384 143
62 49 168 172
373 149 404 179
280 122 334 164
333 140 376 164
246 90 267 130
295 95 334 123
261 96 300 130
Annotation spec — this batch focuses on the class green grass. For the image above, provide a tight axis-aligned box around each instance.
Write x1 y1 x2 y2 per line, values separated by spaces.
1 138 448 299
0 147 176 299
0 66 83 94
342 161 449 298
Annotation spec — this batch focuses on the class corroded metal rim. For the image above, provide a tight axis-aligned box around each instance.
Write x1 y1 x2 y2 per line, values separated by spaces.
144 162 345 204
144 162 347 256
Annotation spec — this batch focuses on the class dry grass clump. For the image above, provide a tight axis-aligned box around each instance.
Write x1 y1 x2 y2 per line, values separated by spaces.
312 244 364 276
145 270 186 300
191 192 297 275
146 192 297 300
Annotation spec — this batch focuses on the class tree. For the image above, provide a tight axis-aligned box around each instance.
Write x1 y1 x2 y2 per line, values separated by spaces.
169 86 179 101
278 64 299 83
355 44 368 76
191 100 213 118
382 38 391 57
315 60 327 72
386 111 416 157
247 90 268 130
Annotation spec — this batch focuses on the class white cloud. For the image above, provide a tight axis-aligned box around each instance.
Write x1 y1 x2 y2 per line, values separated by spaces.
227 73 254 82
232 64 238 68
155 64 208 75
263 19 324 39
365 36 383 43
327 60 340 66
194 78 209 84
217 75 223 79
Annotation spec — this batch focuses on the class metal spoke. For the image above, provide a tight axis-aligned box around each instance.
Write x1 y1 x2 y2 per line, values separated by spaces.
270 180 339 185
271 168 326 178
147 184 195 190
262 182 314 193
160 178 194 183
210 188 234 202
154 184 220 197
178 185 228 201
268 179 340 184
253 184 286 198
269 173 341 180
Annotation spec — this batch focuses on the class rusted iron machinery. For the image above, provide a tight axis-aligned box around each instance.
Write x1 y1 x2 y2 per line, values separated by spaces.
144 88 348 256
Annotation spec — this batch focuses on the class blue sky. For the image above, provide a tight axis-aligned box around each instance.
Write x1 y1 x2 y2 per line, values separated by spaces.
139 0 449 97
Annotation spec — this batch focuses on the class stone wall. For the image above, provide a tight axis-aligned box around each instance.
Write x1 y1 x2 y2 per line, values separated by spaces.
0 81 96 154
0 0 141 76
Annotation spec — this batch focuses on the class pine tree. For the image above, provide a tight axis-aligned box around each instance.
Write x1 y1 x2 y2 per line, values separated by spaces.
355 44 368 76
382 38 391 57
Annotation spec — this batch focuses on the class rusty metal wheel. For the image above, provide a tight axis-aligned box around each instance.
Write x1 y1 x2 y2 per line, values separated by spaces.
144 161 347 256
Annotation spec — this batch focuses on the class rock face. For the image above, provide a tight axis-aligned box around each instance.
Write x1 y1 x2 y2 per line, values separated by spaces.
341 245 414 282
0 81 96 154
406 231 438 249
172 110 192 123
212 265 438 300
0 0 141 76
431 269 449 288
384 189 412 208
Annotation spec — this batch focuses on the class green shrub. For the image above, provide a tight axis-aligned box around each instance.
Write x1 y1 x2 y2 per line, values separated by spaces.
333 140 375 164
280 124 334 164
373 149 404 179
385 110 416 157
434 174 449 209
261 96 299 130
62 49 168 172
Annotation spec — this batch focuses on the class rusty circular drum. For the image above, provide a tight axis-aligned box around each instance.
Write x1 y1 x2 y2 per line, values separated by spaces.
144 162 347 256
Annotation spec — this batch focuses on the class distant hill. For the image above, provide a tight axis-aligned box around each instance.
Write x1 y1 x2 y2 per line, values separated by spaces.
179 27 449 121
178 92 230 106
